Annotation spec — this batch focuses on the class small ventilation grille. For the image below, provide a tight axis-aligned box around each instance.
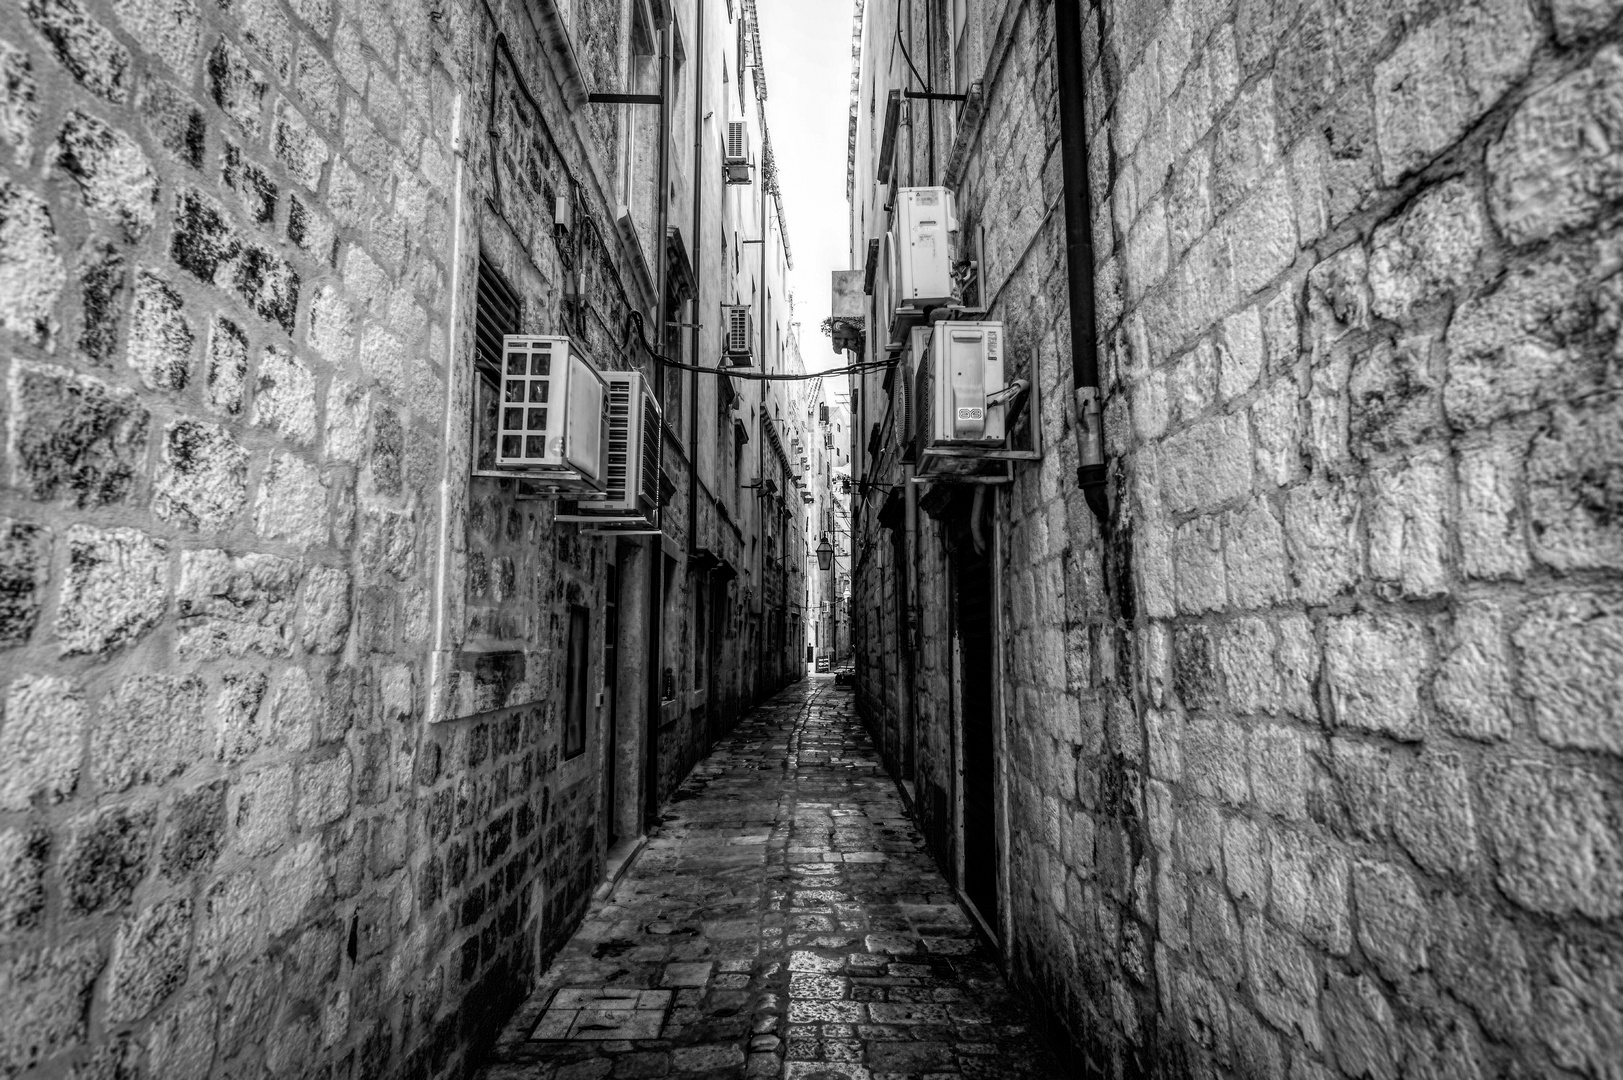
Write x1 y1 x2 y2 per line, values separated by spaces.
476 255 520 382
726 120 747 162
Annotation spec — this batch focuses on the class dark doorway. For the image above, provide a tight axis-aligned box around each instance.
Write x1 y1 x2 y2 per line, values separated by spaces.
952 529 999 934
564 606 590 760
604 559 622 845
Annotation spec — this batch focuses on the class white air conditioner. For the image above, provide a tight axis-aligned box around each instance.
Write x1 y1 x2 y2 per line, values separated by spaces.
556 371 662 525
892 187 958 324
494 335 610 493
725 121 751 184
916 321 1006 452
722 304 753 365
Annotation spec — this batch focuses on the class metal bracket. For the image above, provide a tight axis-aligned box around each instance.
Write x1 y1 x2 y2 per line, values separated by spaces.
904 90 968 102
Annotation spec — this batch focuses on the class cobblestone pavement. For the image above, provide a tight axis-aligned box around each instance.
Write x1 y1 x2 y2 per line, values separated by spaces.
477 676 1067 1080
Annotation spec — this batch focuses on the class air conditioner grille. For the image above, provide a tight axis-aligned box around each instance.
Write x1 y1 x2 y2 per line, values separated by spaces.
640 390 661 510
497 337 559 465
604 378 633 502
724 305 751 359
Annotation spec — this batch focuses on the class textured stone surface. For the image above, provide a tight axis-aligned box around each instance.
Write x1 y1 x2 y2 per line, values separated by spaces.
251 345 317 445
844 2 1623 1077
1515 594 1623 755
151 420 249 531
0 674 88 809
0 939 105 1074
1372 0 1536 184
0 181 65 344
1485 761 1623 918
10 362 149 506
61 803 155 914
105 898 192 1022
53 109 158 241
0 0 719 1076
0 520 48 646
481 682 1062 1080
55 526 167 655
1490 46 1623 245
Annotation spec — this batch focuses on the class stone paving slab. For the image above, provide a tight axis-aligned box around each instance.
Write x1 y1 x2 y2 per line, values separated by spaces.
478 677 1068 1079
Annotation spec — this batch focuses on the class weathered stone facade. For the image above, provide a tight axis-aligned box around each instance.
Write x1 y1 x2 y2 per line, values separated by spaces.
0 0 807 1077
847 0 1623 1076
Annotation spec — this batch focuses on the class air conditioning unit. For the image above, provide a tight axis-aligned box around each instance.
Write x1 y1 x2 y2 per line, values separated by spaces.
895 325 931 461
724 121 751 184
722 304 753 366
916 321 1006 453
494 335 611 494
888 187 958 343
556 371 663 525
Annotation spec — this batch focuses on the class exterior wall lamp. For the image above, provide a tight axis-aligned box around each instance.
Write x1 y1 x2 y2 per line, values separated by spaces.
816 535 835 572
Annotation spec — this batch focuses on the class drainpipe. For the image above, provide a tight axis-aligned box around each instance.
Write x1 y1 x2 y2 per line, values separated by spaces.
1054 0 1106 525
686 0 706 561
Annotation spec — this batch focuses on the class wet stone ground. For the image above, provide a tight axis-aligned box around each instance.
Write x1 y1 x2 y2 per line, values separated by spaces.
477 677 1066 1080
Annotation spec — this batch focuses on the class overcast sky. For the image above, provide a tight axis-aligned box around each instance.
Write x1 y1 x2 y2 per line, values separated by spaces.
757 0 859 373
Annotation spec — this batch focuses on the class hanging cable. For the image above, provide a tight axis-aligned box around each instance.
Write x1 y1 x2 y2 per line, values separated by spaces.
622 311 891 382
895 0 927 90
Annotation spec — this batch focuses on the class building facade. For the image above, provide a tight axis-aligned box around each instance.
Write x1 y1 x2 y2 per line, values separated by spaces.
844 0 1623 1077
800 375 852 667
0 0 803 1077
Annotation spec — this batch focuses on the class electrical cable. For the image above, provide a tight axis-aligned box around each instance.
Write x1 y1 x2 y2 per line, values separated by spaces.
895 0 927 91
622 311 892 383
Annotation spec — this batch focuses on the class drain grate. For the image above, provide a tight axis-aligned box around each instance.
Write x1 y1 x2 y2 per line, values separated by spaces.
529 988 673 1041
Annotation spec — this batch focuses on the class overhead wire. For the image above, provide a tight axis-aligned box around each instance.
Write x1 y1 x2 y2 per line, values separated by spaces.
622 311 891 383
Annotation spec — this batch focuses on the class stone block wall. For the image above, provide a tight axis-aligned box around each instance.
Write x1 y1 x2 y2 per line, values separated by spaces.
853 0 1623 1076
0 0 457 1076
1025 0 1623 1074
0 0 653 1077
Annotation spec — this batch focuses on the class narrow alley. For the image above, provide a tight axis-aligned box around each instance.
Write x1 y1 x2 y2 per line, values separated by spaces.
3 0 1621 1077
478 678 1062 1080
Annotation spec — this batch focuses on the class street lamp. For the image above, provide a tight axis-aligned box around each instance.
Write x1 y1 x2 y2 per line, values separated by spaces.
815 534 834 572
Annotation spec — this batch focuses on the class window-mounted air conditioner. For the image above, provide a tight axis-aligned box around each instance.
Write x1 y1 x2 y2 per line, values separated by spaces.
495 335 611 493
722 304 753 366
556 371 663 525
725 121 751 185
915 321 1006 452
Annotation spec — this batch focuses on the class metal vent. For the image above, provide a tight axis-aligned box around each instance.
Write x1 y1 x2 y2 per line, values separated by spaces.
604 377 633 502
640 389 661 510
723 304 752 363
725 120 747 162
476 255 520 382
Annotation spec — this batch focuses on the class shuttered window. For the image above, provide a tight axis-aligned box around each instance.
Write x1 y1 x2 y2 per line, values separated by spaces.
475 253 520 384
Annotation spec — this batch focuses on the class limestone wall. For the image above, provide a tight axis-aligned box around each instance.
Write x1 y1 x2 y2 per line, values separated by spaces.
0 0 795 1077
850 0 1623 1075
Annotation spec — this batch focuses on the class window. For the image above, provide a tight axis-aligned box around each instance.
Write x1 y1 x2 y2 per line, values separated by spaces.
475 253 520 385
951 0 974 93
564 605 589 758
736 20 746 111
623 6 660 241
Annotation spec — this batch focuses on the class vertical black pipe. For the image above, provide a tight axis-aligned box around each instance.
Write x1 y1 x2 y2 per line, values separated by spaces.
1054 0 1106 523
687 0 706 560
